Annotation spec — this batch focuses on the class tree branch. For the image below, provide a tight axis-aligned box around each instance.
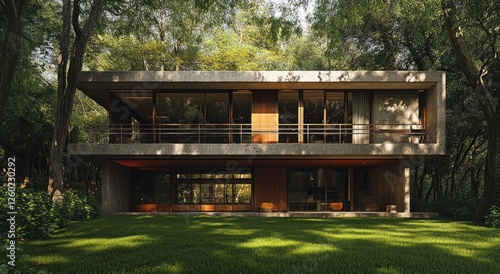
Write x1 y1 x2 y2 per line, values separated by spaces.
72 0 82 36
442 1 496 121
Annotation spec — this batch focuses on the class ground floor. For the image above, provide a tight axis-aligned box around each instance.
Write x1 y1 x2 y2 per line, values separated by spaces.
100 159 411 214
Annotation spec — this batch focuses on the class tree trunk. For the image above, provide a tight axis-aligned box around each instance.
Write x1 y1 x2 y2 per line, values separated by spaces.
48 0 105 199
476 118 500 219
443 1 500 221
0 0 29 126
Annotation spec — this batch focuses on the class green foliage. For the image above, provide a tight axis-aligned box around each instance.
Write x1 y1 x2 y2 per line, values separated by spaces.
16 190 55 239
0 187 101 240
485 204 500 228
434 195 479 221
64 189 101 221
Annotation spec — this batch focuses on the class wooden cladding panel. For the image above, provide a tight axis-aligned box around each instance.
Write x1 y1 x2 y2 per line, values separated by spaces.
252 91 278 143
131 204 157 212
254 167 287 211
172 204 201 212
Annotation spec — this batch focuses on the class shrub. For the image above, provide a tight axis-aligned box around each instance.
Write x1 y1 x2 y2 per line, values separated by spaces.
64 189 101 221
16 190 55 239
485 204 500 228
434 195 478 221
0 187 101 240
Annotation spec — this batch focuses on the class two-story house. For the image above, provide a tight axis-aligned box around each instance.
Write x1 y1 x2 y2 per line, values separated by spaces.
68 71 445 216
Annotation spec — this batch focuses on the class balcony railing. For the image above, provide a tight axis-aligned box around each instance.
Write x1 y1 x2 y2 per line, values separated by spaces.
78 123 430 144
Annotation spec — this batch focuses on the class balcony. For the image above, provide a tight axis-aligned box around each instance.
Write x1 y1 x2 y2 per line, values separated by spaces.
79 123 431 144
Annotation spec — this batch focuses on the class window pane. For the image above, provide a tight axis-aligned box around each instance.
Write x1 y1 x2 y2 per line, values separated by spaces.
234 184 252 203
192 184 200 203
233 92 252 143
326 169 348 203
206 93 229 143
279 91 298 143
177 183 190 204
214 184 226 203
304 91 324 143
201 184 214 203
288 171 308 204
326 92 345 143
155 174 171 203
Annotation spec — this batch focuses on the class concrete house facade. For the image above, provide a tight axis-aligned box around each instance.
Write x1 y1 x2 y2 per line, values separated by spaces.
68 71 445 215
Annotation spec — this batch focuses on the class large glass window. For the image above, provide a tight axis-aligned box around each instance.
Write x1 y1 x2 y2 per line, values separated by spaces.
278 91 298 143
155 92 229 143
155 174 171 203
304 91 325 143
174 168 252 204
288 168 349 211
206 93 229 143
326 92 346 143
232 91 252 143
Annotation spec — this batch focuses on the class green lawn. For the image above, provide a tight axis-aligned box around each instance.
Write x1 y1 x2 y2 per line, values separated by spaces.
23 215 500 274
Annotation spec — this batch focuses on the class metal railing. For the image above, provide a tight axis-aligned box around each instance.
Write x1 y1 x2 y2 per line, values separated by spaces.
80 123 430 144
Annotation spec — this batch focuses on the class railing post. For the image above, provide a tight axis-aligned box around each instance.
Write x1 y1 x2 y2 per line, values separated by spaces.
306 124 309 143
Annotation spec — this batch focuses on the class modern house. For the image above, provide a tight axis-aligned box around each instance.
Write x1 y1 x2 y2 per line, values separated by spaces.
68 71 445 215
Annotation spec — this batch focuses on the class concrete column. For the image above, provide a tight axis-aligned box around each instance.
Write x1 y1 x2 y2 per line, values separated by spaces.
101 160 132 213
404 166 411 214
372 162 410 213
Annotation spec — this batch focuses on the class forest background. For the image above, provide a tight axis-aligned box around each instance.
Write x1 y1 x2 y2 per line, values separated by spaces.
0 0 499 233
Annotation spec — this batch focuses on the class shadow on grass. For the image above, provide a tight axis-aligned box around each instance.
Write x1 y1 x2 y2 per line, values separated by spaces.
22 216 500 273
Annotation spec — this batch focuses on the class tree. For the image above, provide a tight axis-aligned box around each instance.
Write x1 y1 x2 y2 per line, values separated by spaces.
305 0 495 220
48 0 105 198
442 0 500 220
0 0 30 126
89 0 245 71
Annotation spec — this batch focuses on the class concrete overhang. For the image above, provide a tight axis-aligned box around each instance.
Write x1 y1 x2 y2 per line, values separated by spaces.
77 70 444 109
68 143 445 161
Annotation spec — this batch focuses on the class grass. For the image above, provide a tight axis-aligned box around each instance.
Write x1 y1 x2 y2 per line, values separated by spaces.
22 215 500 274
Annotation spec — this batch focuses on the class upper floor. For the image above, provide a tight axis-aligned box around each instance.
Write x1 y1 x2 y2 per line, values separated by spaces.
70 71 445 157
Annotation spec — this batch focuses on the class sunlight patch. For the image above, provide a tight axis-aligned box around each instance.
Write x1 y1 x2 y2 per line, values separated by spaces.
62 235 153 251
238 237 299 248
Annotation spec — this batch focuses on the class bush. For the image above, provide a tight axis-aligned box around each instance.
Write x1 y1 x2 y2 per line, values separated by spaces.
16 190 55 239
64 189 101 221
485 204 500 228
0 187 101 240
426 195 479 221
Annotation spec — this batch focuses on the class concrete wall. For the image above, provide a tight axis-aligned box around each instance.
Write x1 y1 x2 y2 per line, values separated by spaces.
101 160 132 213
426 77 446 144
373 90 420 143
371 162 410 213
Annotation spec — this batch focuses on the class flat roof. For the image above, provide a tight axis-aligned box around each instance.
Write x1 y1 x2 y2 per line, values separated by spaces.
77 70 445 108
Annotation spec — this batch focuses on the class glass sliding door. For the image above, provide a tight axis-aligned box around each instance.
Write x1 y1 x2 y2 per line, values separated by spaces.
326 92 346 143
156 92 229 143
288 168 349 211
232 91 252 143
206 93 229 143
155 174 171 203
303 91 325 143
278 91 298 143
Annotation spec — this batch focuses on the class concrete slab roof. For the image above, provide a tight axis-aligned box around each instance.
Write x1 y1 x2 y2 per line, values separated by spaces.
77 70 445 109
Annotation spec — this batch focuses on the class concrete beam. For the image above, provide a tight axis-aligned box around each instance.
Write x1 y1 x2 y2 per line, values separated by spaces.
68 143 445 158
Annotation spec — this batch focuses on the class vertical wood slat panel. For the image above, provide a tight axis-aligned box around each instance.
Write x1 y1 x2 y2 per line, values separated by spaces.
252 91 278 143
254 167 287 211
